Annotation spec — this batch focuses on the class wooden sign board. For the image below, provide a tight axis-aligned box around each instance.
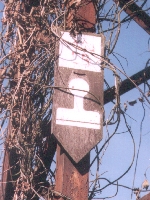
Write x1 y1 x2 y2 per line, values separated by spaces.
52 32 105 163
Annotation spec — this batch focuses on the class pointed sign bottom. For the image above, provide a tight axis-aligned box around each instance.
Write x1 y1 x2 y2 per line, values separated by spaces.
53 125 102 163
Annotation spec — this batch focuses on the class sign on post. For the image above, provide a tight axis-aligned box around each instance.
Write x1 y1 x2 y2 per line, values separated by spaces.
52 32 105 163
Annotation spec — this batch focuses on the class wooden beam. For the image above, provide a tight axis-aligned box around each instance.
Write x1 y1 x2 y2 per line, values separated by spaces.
104 65 150 104
0 124 57 200
65 0 96 32
54 1 96 199
76 0 96 31
0 150 13 200
115 0 150 35
54 145 90 200
140 193 150 200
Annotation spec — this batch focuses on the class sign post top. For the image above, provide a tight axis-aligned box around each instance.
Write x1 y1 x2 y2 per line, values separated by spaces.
59 32 104 72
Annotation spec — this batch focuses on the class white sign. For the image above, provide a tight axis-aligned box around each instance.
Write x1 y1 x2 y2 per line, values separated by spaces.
59 32 101 72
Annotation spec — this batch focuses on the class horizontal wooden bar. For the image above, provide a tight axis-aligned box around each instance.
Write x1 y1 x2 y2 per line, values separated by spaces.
104 66 150 104
115 0 150 35
140 193 150 200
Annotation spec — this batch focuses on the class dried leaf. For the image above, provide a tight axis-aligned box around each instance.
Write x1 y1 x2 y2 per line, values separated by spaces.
142 180 149 190
127 100 137 106
138 97 144 102
124 102 127 111
146 91 150 97
0 68 6 77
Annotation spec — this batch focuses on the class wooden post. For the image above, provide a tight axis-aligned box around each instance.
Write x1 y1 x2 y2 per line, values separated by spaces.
140 193 150 200
54 1 96 199
54 145 90 200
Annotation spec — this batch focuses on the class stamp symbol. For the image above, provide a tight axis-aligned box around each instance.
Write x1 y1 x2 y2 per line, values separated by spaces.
56 78 100 129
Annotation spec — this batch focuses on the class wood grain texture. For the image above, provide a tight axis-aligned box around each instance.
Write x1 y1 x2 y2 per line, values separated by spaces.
52 68 103 162
140 193 150 200
52 33 105 163
54 145 90 200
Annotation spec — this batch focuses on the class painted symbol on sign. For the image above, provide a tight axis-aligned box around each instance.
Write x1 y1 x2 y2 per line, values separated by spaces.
56 78 100 129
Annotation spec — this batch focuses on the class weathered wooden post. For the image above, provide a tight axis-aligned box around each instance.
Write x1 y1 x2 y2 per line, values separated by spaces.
140 193 150 200
52 1 105 199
